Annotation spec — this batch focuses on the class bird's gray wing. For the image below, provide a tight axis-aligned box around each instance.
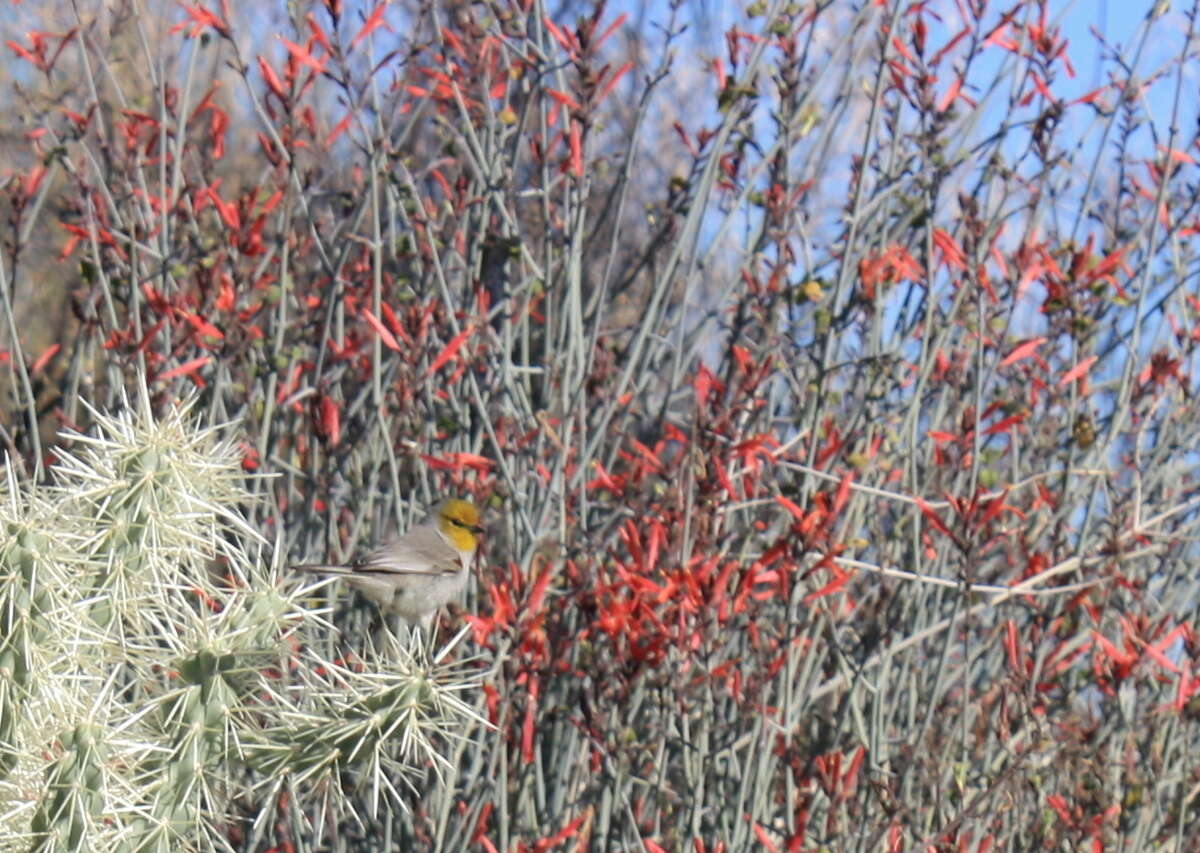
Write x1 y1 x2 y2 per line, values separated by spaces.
354 522 463 577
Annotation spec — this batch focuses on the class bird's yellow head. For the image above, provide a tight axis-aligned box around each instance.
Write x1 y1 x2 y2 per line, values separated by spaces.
436 499 482 554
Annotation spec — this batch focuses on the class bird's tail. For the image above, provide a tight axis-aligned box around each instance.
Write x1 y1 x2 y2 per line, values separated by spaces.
290 564 356 575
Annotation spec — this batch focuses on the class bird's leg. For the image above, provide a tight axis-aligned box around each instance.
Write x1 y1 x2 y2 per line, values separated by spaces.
419 612 438 645
367 609 402 656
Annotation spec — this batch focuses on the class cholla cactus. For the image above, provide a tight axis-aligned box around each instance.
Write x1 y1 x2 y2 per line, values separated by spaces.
0 397 483 852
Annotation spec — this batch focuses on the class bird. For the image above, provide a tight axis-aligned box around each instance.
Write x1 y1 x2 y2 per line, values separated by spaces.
291 498 482 634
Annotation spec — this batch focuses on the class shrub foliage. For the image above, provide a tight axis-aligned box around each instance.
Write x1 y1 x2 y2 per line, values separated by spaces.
2 0 1200 850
